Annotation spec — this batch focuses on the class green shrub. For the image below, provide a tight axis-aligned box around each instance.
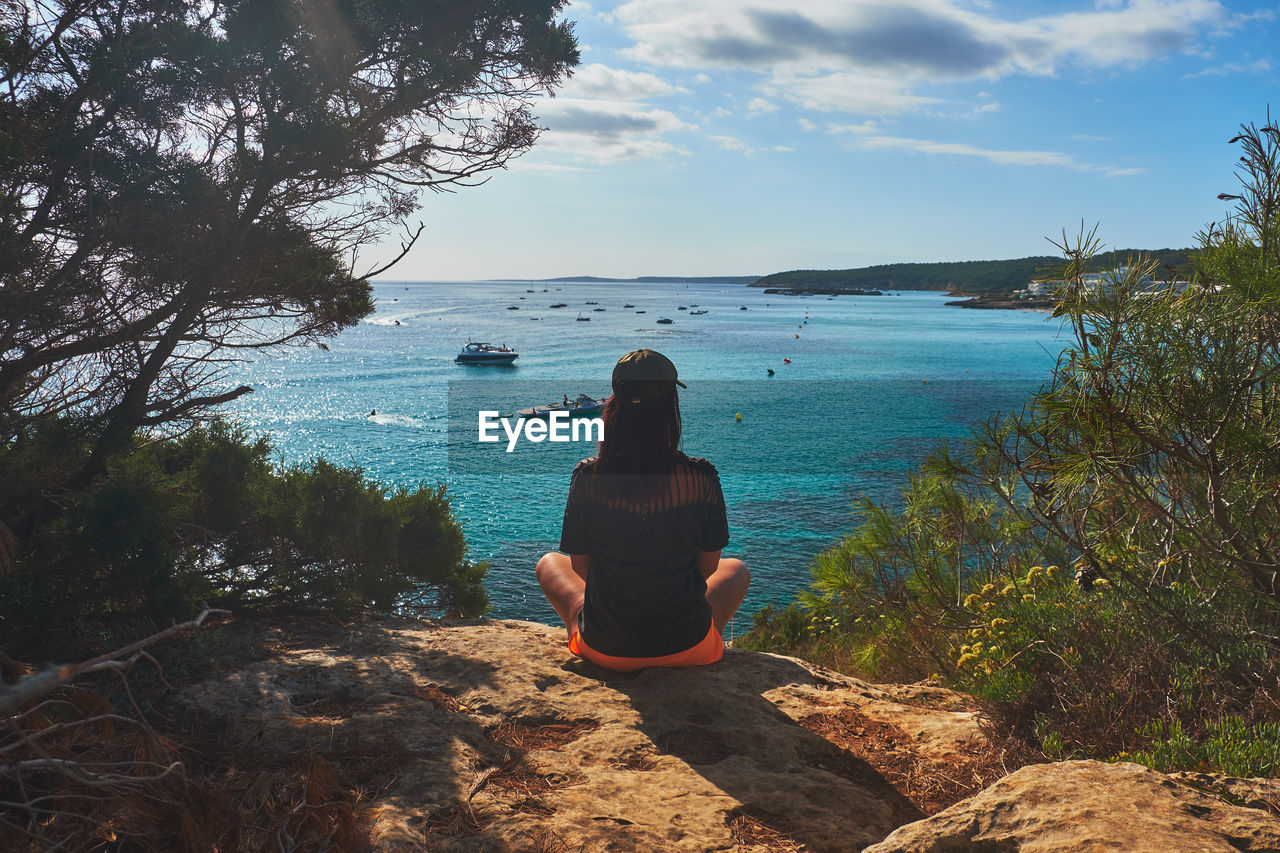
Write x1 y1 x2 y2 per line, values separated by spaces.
1121 717 1280 778
0 419 487 659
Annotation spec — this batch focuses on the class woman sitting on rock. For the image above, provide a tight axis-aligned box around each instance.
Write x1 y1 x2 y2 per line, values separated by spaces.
536 349 751 671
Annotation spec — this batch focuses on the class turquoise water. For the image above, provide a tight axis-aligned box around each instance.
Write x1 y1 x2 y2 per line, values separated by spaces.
227 281 1066 635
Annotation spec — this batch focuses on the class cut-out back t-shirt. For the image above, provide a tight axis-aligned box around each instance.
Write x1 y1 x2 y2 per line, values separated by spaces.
558 453 730 657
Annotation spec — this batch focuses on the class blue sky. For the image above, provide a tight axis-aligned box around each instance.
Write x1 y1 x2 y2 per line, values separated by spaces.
373 0 1279 281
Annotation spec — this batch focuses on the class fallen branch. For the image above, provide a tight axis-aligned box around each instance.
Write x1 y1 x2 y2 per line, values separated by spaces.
0 606 229 717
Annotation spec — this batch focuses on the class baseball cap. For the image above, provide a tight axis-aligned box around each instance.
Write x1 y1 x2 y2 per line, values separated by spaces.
611 349 686 398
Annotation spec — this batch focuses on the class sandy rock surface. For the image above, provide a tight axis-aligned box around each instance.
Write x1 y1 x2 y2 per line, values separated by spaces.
176 617 986 851
864 759 1280 853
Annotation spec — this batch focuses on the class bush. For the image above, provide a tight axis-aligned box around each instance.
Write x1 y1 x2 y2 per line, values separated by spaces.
0 419 487 659
1121 716 1280 778
746 117 1280 775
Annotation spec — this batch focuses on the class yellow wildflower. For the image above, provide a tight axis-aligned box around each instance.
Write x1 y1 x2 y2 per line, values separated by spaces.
981 583 996 595
1022 593 1035 602
1001 584 1016 596
964 593 982 608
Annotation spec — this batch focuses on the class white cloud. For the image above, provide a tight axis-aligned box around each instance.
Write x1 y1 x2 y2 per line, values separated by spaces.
562 64 686 100
713 106 734 117
830 124 1143 175
710 135 752 152
614 0 1228 116
1183 58 1272 78
539 97 691 163
798 118 818 131
769 71 942 115
534 64 691 164
747 97 780 116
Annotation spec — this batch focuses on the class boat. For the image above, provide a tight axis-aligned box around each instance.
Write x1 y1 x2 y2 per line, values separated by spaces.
635 310 646 314
550 303 568 308
689 303 699 307
456 341 518 364
526 289 535 293
739 306 748 310
585 301 599 305
576 315 591 321
623 303 635 308
690 309 707 315
656 318 673 324
678 306 687 310
592 307 606 312
507 305 519 310
518 394 609 420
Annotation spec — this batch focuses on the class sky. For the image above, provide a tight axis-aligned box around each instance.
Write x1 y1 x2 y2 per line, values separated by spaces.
369 0 1280 281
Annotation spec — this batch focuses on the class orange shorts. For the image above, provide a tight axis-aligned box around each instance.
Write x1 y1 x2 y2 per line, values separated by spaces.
568 621 724 672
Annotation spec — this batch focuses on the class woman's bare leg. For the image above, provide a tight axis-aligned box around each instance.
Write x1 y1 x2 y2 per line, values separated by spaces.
706 558 751 634
536 552 585 640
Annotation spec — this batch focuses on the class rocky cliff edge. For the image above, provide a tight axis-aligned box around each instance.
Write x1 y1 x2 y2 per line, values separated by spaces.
175 617 1280 852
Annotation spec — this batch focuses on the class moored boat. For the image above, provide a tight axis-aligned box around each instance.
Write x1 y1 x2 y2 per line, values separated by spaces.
456 341 518 364
656 317 673 324
518 393 609 420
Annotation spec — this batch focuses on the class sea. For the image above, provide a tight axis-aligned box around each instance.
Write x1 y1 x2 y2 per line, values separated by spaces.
226 280 1067 636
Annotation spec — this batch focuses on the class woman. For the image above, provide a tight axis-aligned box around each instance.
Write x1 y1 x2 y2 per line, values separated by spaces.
536 349 750 671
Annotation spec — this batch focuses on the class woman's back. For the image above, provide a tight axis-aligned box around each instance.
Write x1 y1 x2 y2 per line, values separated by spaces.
559 453 728 657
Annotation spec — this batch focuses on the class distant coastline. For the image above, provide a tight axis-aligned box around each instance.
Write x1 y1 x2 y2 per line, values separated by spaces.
493 275 763 285
946 296 1053 311
761 286 884 297
387 246 1194 300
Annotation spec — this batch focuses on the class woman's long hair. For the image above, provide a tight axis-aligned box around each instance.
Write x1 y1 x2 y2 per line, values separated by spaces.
594 384 681 483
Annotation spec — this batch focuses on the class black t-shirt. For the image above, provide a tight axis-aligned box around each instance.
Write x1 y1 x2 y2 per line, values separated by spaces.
559 452 731 657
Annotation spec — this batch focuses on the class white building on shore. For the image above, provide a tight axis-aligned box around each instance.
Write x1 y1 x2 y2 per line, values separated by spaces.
1019 266 1189 300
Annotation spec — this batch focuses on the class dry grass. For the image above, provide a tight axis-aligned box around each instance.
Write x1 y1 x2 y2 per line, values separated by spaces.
726 806 802 852
414 684 468 715
798 708 1025 815
486 719 599 751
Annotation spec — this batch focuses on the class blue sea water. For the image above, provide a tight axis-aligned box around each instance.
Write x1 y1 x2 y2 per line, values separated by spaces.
227 281 1067 636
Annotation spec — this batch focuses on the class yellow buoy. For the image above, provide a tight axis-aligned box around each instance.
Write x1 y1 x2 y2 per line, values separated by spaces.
735 412 742 421
923 379 927 383
965 368 969 373
795 333 800 339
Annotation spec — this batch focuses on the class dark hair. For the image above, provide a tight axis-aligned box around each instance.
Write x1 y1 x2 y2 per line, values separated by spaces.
594 384 681 477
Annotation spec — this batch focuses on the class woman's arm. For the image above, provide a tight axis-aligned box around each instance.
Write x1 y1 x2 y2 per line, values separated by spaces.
696 549 722 581
569 553 591 583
